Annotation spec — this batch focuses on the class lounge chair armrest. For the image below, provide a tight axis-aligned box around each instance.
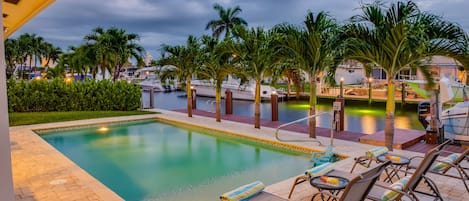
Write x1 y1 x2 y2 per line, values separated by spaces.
408 155 424 161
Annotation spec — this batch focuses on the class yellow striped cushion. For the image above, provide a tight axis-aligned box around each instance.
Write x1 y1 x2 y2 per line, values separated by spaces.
381 176 410 201
305 162 334 178
365 146 388 158
431 153 460 171
220 181 265 201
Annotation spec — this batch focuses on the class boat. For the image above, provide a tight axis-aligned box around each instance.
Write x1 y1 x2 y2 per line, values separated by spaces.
438 77 469 141
406 78 466 101
191 75 284 101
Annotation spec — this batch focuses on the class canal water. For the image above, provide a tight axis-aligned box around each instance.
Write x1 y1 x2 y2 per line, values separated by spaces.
143 91 423 134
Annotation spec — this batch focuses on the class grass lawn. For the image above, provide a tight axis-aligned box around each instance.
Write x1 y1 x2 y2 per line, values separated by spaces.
9 110 158 126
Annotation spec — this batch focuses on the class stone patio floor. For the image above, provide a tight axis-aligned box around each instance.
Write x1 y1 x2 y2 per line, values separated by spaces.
10 109 468 200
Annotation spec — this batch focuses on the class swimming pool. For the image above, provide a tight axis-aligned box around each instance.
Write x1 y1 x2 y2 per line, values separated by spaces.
39 120 312 201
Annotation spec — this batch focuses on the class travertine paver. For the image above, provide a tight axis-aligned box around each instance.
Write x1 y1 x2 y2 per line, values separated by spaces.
11 114 160 201
10 110 468 200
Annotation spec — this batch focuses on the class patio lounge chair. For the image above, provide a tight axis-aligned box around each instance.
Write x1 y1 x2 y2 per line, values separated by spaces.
408 147 469 192
350 140 452 173
311 161 391 201
366 145 445 201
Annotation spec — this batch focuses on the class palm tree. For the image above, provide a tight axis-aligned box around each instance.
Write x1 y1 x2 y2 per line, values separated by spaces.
85 27 144 81
275 12 340 138
106 28 144 81
85 27 114 80
206 3 248 40
5 38 19 78
42 42 62 72
229 26 281 128
344 1 468 150
159 36 202 117
198 35 238 122
16 33 34 79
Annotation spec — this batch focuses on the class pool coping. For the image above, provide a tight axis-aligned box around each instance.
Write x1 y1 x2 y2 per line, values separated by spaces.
10 110 467 200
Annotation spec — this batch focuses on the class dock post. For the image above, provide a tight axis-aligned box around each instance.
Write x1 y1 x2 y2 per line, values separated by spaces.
271 92 278 121
334 96 345 131
225 89 233 114
149 89 155 109
191 88 197 109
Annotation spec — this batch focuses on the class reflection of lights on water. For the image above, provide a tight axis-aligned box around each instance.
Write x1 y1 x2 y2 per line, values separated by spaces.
98 127 109 133
395 116 412 129
286 104 310 110
361 115 377 134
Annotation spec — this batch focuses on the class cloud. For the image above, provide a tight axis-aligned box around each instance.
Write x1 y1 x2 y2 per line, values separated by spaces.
11 0 469 59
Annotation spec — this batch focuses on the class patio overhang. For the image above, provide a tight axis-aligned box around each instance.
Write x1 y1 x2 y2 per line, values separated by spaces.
3 0 56 38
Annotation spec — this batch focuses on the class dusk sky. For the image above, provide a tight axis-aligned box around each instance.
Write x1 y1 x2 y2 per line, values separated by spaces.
12 0 469 59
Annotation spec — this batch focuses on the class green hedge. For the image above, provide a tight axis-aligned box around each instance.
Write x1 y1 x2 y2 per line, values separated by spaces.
7 78 142 112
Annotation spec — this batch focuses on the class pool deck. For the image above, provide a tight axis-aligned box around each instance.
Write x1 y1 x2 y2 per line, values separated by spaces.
10 109 469 200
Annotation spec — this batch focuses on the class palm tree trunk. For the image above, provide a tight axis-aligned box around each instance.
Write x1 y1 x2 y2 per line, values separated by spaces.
215 83 221 122
254 80 261 128
287 78 291 98
186 76 193 117
385 79 396 151
309 76 317 138
101 64 106 80
29 56 33 79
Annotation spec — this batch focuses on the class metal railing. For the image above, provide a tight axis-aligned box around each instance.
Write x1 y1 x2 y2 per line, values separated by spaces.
206 100 216 112
274 112 336 146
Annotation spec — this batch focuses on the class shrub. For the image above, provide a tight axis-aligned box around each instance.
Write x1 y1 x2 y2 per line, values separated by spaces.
7 78 142 112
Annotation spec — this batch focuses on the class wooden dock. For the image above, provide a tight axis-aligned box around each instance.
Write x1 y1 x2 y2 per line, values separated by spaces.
358 128 425 149
174 109 467 153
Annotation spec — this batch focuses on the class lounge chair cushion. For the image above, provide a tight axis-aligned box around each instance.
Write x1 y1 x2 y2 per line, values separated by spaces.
220 181 265 201
431 153 460 171
366 146 389 158
381 176 411 201
305 162 334 178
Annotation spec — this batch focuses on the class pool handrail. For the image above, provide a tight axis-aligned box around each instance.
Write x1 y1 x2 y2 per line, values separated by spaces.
274 112 336 146
206 100 216 112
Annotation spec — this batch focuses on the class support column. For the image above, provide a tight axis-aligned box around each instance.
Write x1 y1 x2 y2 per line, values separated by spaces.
271 92 278 121
0 1 15 199
191 88 196 109
149 89 154 109
225 89 232 115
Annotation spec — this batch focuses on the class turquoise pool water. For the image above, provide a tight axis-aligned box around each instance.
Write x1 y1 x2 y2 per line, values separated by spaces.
39 120 312 201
